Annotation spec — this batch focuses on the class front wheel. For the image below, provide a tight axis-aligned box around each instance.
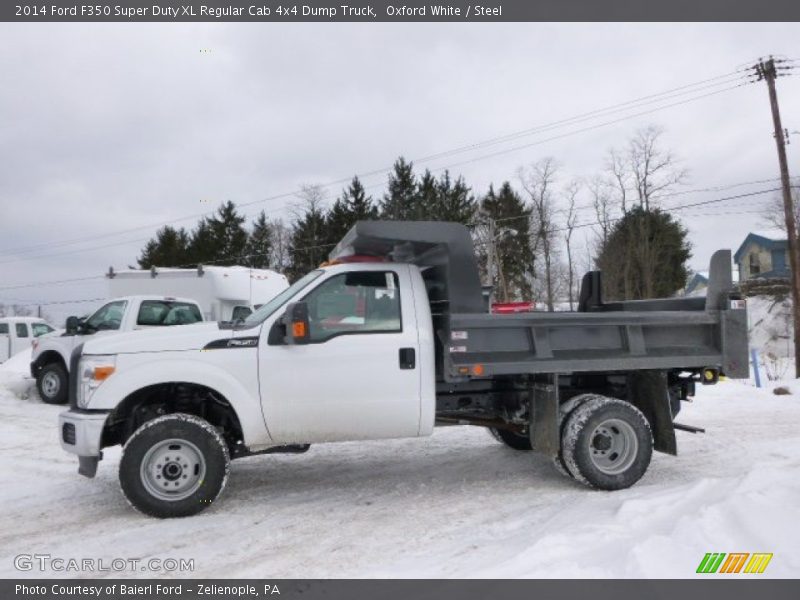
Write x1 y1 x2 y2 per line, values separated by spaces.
36 363 68 405
119 414 231 518
560 396 653 490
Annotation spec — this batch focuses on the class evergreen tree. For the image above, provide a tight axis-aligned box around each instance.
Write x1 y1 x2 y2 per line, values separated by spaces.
430 171 476 225
416 170 438 220
480 182 533 301
187 217 217 266
326 176 378 243
208 201 248 266
380 157 417 219
137 225 191 268
245 211 274 268
596 206 691 300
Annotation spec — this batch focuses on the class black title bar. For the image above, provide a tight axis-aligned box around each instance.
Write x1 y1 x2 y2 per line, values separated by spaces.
3 0 800 22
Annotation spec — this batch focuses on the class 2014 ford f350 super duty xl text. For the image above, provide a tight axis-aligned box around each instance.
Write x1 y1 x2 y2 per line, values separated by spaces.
58 222 749 518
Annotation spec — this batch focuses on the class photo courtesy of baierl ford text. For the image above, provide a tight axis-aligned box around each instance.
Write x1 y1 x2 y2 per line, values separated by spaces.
0 1 799 598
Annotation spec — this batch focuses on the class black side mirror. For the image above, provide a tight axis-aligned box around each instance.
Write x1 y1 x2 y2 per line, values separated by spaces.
282 302 310 345
65 316 80 335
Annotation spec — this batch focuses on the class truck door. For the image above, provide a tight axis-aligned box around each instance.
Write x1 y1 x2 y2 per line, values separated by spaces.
13 323 29 356
259 266 422 444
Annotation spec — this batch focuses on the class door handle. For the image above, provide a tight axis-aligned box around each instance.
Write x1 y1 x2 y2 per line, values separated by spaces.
399 347 416 370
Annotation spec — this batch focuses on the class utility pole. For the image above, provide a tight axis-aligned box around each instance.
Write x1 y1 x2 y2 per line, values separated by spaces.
756 57 800 377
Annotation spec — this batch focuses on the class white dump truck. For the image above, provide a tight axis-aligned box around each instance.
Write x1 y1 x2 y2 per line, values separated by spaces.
106 265 289 322
57 222 748 518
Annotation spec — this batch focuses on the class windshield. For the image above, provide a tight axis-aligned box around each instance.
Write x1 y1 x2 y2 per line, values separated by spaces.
241 269 324 327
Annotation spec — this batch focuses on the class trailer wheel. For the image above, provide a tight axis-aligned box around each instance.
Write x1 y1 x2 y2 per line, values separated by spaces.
560 396 653 490
119 414 230 518
488 427 532 451
36 363 68 405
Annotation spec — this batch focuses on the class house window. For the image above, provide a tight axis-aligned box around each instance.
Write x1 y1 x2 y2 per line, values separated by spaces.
749 253 761 276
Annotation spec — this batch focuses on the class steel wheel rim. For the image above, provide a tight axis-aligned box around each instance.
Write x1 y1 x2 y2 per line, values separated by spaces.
588 418 638 475
41 371 60 397
140 438 206 502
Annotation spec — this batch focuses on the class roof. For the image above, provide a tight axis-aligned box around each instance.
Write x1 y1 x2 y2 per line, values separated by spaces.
734 231 788 263
0 316 48 323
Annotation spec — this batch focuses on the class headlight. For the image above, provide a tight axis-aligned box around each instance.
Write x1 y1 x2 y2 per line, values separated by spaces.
78 355 116 408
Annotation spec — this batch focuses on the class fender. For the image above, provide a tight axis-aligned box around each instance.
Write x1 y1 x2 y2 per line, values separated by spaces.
88 351 272 448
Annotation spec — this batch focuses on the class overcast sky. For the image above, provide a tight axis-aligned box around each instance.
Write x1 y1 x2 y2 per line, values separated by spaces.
1 22 798 321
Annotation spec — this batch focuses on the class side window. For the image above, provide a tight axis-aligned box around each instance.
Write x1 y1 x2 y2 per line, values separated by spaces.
85 300 128 331
231 306 252 322
137 301 203 326
16 323 29 338
0 323 8 335
303 271 401 343
31 323 55 337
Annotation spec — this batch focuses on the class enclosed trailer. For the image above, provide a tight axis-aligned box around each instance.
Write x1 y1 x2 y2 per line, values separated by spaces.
106 265 289 322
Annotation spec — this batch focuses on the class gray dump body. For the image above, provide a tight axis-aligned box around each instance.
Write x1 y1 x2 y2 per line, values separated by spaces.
332 221 749 383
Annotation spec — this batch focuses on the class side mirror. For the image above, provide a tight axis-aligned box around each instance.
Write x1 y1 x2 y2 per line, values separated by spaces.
282 302 310 345
65 316 80 335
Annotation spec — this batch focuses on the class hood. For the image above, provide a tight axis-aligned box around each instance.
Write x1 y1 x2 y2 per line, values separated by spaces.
81 322 261 355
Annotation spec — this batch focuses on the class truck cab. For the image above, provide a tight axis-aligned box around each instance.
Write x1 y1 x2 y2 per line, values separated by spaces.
31 295 203 404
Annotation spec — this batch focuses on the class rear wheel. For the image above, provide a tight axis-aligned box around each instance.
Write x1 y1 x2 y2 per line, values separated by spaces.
489 427 532 451
119 414 230 518
560 396 653 490
36 363 68 405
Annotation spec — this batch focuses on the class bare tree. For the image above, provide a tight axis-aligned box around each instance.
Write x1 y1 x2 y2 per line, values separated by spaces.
268 218 292 272
761 189 800 236
562 180 581 310
606 125 688 212
519 158 559 311
588 175 615 253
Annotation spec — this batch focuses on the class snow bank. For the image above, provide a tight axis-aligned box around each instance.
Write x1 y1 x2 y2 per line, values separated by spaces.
0 348 35 399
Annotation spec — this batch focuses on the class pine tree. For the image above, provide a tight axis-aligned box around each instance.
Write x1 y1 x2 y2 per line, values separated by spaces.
208 201 248 266
137 226 191 268
327 176 378 243
380 157 417 220
245 211 274 268
416 170 438 220
596 206 691 300
480 182 533 301
430 171 477 225
187 218 217 266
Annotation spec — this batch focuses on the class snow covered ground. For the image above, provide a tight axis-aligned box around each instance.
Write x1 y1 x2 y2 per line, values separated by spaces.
0 349 798 579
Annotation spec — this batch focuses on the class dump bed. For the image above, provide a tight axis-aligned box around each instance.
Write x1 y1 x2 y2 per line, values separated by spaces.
331 221 749 383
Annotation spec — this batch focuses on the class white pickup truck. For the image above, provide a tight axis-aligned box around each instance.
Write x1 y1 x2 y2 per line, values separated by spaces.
58 222 748 518
32 295 203 404
0 317 57 363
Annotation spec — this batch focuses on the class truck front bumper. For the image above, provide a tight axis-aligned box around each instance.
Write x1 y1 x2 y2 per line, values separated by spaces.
59 409 110 478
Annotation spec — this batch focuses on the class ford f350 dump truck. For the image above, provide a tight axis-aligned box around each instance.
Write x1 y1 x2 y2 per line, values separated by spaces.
58 222 748 518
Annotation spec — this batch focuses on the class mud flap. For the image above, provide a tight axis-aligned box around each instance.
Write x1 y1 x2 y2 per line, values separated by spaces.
628 371 677 455
529 380 560 458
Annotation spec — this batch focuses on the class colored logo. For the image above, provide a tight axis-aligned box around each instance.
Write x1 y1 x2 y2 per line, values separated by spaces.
696 552 773 574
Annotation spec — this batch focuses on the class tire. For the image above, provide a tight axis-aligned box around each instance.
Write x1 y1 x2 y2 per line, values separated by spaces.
552 393 605 477
489 427 532 451
36 363 69 405
560 396 653 490
119 414 231 518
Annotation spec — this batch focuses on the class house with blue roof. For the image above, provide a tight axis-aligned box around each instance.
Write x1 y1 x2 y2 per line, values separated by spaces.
734 230 790 281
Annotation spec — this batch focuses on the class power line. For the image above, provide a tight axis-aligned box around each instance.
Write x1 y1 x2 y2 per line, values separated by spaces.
0 67 754 261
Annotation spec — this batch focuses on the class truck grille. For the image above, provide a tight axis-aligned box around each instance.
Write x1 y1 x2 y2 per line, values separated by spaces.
62 423 76 445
